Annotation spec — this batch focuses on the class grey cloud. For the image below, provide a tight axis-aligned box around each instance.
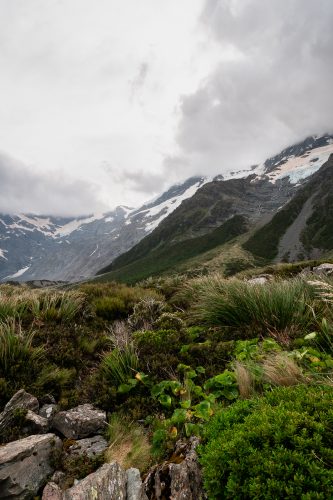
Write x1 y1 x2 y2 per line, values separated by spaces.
0 152 106 216
130 62 150 101
103 162 167 194
172 0 333 177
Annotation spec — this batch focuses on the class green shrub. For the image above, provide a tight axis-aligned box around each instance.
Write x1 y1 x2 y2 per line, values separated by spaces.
94 296 127 320
199 385 333 499
128 298 166 330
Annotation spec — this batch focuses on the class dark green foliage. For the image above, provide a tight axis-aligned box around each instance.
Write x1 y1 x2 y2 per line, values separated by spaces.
97 216 248 284
94 296 127 320
199 385 333 499
133 328 235 380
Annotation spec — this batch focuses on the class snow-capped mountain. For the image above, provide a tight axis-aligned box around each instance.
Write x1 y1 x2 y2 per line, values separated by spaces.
98 134 333 282
0 177 207 281
1 134 332 282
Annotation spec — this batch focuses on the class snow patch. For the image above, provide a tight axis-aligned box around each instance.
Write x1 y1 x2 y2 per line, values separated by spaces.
53 213 105 237
142 179 210 232
0 249 8 260
6 266 30 279
266 144 333 184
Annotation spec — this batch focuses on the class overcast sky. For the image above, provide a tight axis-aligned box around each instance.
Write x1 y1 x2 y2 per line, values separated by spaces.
0 0 332 215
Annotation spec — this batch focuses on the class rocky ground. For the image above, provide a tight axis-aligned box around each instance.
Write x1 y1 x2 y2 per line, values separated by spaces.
0 390 204 499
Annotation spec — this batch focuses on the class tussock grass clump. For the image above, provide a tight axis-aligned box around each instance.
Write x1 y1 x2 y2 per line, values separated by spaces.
101 346 139 386
188 275 314 338
233 352 306 398
233 362 255 399
81 282 163 321
262 352 306 386
0 285 86 323
106 414 151 471
0 319 44 376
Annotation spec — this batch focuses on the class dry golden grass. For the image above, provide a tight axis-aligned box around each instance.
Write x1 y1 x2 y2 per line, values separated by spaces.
105 415 151 472
262 353 306 387
234 361 255 399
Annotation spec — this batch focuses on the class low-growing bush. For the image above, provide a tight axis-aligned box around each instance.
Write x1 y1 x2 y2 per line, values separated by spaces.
94 296 127 320
128 298 166 330
199 384 333 499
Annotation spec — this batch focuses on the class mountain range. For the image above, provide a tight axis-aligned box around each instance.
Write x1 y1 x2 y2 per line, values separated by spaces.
1 134 333 283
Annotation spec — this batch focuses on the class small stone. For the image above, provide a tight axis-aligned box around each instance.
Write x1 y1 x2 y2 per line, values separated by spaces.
40 394 57 405
313 263 333 275
0 389 40 441
51 470 67 487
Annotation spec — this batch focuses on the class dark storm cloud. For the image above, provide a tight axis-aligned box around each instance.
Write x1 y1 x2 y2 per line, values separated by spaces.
172 0 333 176
0 152 106 216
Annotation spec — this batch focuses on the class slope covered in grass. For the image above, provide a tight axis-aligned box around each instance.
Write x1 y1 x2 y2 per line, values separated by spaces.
97 215 248 284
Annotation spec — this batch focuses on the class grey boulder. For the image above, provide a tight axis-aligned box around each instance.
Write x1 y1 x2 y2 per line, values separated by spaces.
67 435 108 459
0 433 62 499
0 390 40 441
64 462 126 499
52 404 106 439
144 437 205 500
22 410 49 435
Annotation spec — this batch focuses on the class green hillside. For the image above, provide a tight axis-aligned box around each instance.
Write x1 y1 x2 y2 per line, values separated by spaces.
97 215 248 283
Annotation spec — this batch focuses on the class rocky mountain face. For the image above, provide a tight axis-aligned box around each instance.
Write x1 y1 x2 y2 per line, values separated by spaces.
98 134 333 282
0 177 207 282
244 153 333 262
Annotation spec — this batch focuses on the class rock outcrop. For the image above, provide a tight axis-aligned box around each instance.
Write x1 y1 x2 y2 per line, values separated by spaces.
0 433 62 499
43 463 127 500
